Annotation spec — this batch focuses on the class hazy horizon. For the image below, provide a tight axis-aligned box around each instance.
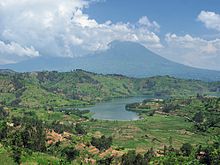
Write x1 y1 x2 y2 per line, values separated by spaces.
0 0 220 71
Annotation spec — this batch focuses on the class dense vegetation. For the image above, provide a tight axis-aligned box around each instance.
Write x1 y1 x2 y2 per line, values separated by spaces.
0 69 219 108
0 70 220 164
126 95 220 133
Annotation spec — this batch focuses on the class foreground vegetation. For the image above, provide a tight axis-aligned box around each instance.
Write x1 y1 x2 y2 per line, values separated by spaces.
0 70 220 164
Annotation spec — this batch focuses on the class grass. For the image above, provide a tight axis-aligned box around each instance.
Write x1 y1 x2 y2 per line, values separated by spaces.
0 146 15 165
21 152 61 165
9 108 81 124
19 85 87 108
83 114 210 152
0 93 16 105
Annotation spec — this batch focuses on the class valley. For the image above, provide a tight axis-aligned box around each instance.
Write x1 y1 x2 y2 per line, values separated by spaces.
1 1 220 164
0 70 219 164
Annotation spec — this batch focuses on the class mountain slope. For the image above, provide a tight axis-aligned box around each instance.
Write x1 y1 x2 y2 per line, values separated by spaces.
0 70 219 108
1 41 220 81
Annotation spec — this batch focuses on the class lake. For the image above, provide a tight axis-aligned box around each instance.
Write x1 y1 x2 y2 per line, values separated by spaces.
81 96 153 121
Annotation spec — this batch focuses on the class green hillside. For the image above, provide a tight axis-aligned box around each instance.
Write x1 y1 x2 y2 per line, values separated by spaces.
0 70 219 109
0 70 220 164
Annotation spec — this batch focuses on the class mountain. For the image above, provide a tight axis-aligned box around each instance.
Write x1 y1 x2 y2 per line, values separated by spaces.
1 41 220 81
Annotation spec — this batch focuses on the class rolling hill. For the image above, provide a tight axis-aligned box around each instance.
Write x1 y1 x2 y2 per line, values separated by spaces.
0 69 219 108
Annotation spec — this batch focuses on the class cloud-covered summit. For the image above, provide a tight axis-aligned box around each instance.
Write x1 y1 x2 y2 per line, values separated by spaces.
0 0 220 71
0 0 162 64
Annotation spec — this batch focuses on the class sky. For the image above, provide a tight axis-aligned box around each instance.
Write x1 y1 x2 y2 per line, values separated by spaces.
0 0 220 70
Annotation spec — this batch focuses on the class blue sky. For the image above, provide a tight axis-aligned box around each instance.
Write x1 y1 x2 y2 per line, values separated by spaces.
86 0 220 38
0 0 220 70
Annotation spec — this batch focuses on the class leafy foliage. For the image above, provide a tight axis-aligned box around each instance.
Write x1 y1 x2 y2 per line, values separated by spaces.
180 143 193 156
61 146 79 162
91 135 113 151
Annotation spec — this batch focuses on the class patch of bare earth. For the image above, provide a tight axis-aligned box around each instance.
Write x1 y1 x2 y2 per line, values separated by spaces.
46 130 71 145
99 147 123 158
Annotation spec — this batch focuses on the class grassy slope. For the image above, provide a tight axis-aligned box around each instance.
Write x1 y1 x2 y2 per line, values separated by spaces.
134 76 210 96
0 70 219 109
83 115 210 152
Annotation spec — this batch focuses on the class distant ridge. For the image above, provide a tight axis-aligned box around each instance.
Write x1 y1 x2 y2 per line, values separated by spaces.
1 41 220 81
0 69 16 74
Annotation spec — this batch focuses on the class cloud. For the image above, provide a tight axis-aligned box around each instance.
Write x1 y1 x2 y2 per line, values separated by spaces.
198 10 220 31
165 33 219 53
0 41 39 57
0 0 162 64
160 10 220 70
2 1 219 71
138 16 160 32
159 33 220 70
0 40 39 64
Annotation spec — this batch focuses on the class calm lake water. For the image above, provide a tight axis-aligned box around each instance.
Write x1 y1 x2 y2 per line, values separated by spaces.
81 96 153 121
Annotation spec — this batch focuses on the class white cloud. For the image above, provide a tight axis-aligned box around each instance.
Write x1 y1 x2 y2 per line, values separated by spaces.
2 1 219 71
0 0 162 64
138 16 160 32
159 33 220 70
0 41 39 57
165 33 220 54
198 10 220 31
160 10 220 70
0 40 39 64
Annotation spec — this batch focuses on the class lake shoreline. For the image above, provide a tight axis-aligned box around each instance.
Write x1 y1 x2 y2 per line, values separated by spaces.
79 95 155 121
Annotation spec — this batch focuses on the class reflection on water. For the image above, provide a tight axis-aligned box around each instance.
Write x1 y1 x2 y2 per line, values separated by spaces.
81 96 153 121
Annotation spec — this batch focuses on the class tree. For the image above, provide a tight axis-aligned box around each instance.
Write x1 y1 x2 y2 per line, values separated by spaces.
121 150 136 165
75 123 86 135
164 145 168 155
193 111 204 123
162 103 178 113
198 136 220 165
0 107 9 119
0 121 8 139
121 151 146 165
21 117 46 152
12 147 21 165
97 156 113 165
134 153 146 165
11 116 22 127
144 148 155 162
180 143 193 156
62 147 79 162
11 131 23 147
91 135 112 151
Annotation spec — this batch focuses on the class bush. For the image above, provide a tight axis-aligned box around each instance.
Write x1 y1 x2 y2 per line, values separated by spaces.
12 147 21 164
91 135 112 151
180 143 193 156
62 146 79 162
121 150 147 165
193 111 204 123
75 123 86 135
